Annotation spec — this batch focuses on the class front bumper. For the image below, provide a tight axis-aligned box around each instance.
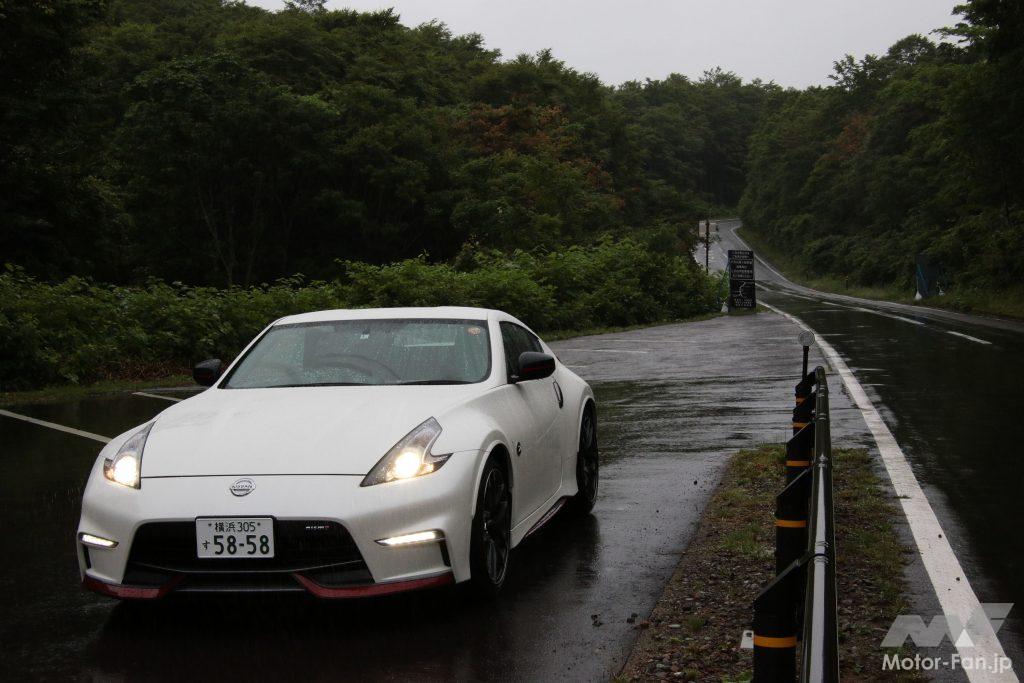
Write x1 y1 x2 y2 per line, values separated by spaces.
77 450 481 599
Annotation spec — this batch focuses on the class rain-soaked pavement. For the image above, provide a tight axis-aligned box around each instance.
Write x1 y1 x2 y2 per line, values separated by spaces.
6 226 1023 679
0 310 867 681
714 220 1024 667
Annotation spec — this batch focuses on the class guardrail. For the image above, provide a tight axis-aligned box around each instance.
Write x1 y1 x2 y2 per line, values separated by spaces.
751 365 839 682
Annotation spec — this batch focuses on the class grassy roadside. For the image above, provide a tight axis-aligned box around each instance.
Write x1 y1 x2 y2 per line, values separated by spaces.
0 314 725 407
0 374 193 407
737 226 1024 320
618 445 921 682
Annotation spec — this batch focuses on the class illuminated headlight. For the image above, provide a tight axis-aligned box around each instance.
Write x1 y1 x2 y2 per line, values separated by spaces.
376 530 443 547
103 423 153 489
360 418 451 487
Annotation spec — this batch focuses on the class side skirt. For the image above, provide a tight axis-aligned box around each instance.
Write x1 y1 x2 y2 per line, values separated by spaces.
520 496 572 542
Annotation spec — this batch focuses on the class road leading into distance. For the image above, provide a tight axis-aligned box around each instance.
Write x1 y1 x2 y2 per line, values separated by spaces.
714 219 1024 666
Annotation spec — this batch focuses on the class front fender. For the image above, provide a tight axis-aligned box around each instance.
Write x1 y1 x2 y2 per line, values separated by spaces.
430 404 511 514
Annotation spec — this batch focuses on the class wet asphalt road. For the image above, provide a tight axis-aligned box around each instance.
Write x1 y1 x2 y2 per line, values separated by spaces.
0 311 860 681
714 220 1024 666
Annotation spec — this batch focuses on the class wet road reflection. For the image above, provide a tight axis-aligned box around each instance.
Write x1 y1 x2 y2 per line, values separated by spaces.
759 287 1024 661
1 313 841 680
712 218 1024 662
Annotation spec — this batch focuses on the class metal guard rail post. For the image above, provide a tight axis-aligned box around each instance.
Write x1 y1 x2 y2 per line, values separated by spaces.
752 366 839 682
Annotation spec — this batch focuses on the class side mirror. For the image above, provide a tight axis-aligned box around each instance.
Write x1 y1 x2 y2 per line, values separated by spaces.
193 358 223 387
514 352 555 382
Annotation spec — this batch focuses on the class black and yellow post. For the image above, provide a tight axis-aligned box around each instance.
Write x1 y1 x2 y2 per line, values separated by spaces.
789 372 816 484
752 564 800 682
792 378 815 437
794 371 814 407
785 422 814 485
775 469 810 574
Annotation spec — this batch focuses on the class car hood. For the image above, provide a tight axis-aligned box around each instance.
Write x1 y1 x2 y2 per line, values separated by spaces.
140 385 486 477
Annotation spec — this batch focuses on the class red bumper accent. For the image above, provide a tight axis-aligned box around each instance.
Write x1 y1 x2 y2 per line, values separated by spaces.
82 574 182 600
292 572 454 598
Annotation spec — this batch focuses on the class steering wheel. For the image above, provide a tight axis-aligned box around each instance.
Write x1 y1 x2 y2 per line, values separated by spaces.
314 353 402 382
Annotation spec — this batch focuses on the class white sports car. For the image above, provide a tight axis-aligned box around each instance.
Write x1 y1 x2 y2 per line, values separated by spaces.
77 307 598 598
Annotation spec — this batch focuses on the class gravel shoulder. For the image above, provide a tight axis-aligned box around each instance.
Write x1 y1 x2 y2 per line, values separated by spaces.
618 445 923 682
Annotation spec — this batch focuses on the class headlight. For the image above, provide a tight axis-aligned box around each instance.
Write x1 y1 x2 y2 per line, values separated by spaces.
360 417 451 487
103 423 153 489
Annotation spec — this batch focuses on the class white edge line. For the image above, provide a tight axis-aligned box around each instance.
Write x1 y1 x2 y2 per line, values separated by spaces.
946 331 993 346
725 223 791 283
0 409 110 444
760 302 1015 682
132 391 183 403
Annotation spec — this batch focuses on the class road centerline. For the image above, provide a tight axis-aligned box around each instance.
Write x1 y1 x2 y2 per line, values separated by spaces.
946 330 993 345
852 306 926 326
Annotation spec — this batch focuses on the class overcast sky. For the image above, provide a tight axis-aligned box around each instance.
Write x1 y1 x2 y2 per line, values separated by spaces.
250 1 961 88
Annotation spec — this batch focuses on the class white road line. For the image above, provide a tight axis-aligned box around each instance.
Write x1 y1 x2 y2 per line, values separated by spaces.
828 300 927 327
0 409 110 444
725 224 792 282
132 391 183 402
946 331 993 346
760 302 1015 682
852 306 926 326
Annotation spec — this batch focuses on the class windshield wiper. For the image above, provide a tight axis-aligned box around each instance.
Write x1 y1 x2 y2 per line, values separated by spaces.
396 380 472 385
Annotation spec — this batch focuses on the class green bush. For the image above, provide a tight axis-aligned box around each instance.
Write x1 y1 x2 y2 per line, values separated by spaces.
0 240 719 390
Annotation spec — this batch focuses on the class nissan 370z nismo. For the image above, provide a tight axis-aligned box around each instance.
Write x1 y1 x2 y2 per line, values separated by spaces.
77 307 598 598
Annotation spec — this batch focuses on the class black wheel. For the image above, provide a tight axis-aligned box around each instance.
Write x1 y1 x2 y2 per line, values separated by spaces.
571 405 598 513
469 456 512 596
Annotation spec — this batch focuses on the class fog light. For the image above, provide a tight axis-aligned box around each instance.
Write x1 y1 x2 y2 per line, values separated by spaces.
80 533 118 549
376 530 442 547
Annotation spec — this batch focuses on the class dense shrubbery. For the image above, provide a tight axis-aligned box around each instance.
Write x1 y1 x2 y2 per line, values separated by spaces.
0 239 721 389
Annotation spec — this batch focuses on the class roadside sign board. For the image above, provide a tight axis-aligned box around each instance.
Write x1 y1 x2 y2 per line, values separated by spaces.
728 250 756 309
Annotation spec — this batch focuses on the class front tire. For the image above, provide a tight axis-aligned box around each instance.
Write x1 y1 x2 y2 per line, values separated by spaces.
469 455 512 596
571 405 599 514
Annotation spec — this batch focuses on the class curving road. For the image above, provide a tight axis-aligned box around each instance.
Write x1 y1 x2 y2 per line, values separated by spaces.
713 219 1024 667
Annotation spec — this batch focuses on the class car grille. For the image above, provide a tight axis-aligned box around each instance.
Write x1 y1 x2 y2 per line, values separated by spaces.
123 520 372 590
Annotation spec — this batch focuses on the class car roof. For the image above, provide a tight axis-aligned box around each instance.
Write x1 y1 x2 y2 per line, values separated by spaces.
275 307 502 326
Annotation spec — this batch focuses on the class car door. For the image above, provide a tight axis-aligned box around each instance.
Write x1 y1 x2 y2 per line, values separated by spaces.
498 322 561 521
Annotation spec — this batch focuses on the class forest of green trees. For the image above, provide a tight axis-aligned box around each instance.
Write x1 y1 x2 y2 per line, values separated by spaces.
1 0 777 286
740 0 1023 306
0 0 1020 388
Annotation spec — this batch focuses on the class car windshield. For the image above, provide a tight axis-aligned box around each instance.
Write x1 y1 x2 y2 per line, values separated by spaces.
223 319 492 388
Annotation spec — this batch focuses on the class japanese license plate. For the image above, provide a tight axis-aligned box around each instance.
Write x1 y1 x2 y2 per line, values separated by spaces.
195 517 275 558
